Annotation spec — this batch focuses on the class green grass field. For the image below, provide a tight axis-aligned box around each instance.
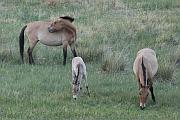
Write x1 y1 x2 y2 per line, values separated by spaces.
0 0 180 119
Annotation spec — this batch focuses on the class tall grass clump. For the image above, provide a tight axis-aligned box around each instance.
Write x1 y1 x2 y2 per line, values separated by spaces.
175 46 180 67
156 58 175 81
122 0 180 10
77 45 103 63
101 48 128 73
0 49 13 62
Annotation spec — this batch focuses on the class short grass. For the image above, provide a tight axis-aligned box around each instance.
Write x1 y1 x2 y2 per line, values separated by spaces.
0 0 180 119
0 64 180 120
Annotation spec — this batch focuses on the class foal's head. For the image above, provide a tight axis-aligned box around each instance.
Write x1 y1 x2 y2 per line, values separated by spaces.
72 78 80 100
139 86 149 110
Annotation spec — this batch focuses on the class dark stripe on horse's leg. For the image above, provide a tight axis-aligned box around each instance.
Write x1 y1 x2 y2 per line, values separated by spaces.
27 47 34 64
63 47 67 65
149 85 156 102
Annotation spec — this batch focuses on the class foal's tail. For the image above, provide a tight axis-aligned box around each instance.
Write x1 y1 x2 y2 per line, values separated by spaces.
75 64 80 85
19 25 27 63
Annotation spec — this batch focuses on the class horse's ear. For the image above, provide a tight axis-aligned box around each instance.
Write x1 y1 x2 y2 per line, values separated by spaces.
59 16 74 22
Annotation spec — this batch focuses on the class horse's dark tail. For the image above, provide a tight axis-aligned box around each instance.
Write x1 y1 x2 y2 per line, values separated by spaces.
19 25 27 63
75 64 80 85
141 56 147 86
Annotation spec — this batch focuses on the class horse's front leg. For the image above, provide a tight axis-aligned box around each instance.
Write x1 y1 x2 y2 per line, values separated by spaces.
137 78 141 90
63 43 68 65
149 85 155 102
70 43 77 57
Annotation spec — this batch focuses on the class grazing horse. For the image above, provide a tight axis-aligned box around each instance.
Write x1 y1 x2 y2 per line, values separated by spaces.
72 57 90 99
19 16 77 65
133 48 158 110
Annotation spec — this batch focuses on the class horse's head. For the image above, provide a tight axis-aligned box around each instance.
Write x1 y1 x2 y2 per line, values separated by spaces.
48 16 74 33
48 19 64 33
139 86 149 110
72 79 80 100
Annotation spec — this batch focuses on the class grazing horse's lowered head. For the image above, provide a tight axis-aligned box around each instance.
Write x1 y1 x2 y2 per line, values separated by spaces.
133 48 158 110
72 57 90 100
139 85 149 109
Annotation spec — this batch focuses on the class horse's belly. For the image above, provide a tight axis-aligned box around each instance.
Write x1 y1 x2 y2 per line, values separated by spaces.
39 39 63 46
38 33 63 46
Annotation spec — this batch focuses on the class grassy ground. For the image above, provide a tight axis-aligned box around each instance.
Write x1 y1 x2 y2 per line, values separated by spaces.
0 0 180 119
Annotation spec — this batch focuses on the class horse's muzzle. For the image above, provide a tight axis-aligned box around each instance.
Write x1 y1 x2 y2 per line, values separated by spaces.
73 95 77 100
48 27 55 33
140 106 145 110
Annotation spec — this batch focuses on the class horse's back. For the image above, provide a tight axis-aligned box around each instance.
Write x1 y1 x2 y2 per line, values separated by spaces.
26 21 50 33
135 48 158 76
137 48 156 56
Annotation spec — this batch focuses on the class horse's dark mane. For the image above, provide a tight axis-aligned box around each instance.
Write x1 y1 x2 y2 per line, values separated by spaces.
60 16 74 22
59 18 77 42
141 57 147 87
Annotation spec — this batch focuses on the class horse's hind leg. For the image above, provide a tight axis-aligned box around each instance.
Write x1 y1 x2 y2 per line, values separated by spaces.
149 85 156 102
27 39 38 64
27 47 34 64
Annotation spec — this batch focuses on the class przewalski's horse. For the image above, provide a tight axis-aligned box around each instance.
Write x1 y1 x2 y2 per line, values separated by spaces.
72 57 90 99
133 48 158 110
19 16 77 65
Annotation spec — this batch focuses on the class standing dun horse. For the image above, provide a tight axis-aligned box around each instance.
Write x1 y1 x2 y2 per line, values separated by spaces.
72 57 90 99
19 16 77 65
133 48 158 110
